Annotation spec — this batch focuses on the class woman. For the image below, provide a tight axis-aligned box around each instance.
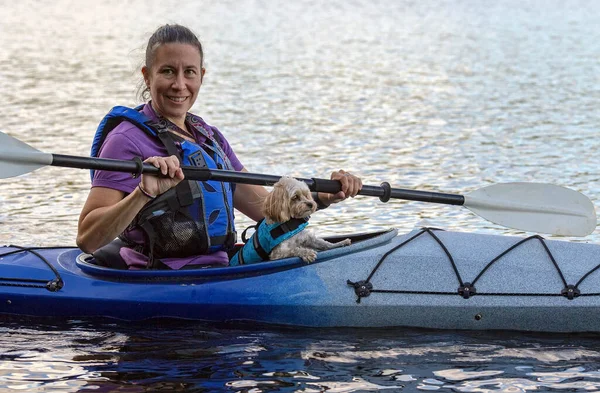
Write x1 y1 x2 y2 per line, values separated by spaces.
77 24 362 269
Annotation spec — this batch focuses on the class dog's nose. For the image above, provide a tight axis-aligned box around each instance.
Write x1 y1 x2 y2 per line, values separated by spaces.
306 201 316 209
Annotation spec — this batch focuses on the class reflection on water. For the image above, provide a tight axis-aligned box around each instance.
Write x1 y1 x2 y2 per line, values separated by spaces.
2 0 600 391
428 367 600 392
4 319 600 392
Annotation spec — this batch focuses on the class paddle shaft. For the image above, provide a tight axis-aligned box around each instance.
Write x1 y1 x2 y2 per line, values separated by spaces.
52 153 465 206
1 130 595 235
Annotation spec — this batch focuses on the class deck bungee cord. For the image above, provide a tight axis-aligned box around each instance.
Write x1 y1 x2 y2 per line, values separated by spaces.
0 246 67 291
348 227 600 303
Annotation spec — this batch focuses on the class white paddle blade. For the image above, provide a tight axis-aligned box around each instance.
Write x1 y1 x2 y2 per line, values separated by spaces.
0 131 53 178
464 182 597 237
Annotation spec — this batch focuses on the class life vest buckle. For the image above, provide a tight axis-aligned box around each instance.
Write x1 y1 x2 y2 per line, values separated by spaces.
225 231 237 249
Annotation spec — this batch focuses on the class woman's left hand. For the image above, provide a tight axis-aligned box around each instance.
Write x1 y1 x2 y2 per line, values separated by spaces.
321 170 363 205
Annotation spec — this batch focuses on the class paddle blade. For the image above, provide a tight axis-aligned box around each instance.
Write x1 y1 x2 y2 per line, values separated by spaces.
464 182 596 236
0 131 53 178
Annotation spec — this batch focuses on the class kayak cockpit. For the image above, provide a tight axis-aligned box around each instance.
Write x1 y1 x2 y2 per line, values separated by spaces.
70 229 398 281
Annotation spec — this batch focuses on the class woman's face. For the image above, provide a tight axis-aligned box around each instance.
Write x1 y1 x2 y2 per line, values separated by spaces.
142 43 205 126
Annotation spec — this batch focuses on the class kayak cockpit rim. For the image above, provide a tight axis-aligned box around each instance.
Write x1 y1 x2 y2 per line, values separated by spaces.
71 228 399 281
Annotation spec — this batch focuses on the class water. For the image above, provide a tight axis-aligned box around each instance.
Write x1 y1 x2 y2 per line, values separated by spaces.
1 0 600 391
5 318 600 393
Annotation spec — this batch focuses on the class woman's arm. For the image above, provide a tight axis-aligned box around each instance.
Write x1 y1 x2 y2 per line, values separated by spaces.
232 168 362 221
233 168 269 222
76 186 153 253
77 155 184 253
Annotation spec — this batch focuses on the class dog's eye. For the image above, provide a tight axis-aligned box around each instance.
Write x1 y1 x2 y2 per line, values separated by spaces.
291 195 299 201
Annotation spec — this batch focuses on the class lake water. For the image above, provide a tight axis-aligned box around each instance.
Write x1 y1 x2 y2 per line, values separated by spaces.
1 0 600 391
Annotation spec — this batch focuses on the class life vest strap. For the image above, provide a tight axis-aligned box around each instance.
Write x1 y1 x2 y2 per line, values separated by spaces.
270 217 310 238
253 232 270 261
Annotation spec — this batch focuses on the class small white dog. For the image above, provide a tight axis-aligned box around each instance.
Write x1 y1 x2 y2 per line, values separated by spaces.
262 176 352 263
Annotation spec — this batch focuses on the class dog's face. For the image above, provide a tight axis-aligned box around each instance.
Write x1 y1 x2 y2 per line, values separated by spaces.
262 176 316 223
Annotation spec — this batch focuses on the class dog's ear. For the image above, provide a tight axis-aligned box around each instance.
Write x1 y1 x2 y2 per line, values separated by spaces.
262 182 291 223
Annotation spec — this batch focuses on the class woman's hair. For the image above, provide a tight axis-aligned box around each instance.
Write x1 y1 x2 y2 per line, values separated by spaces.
138 24 204 101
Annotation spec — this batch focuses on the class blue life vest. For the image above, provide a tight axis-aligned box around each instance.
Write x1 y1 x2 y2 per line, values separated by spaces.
229 217 309 266
91 105 236 266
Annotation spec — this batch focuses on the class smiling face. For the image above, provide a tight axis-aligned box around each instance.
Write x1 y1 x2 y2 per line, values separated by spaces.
142 43 205 128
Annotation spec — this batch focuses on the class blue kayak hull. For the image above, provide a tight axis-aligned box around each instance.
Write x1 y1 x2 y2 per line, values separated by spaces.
2 228 600 332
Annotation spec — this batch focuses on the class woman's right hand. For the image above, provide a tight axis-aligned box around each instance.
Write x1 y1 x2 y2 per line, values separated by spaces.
77 155 183 253
139 155 185 197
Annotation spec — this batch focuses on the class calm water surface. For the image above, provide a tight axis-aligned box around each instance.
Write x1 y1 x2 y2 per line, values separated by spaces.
1 0 600 391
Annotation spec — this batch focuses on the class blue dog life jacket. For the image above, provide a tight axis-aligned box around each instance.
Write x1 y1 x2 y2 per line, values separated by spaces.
229 217 310 266
91 105 236 266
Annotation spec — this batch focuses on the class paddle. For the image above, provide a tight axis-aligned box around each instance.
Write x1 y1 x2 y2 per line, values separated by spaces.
0 131 596 236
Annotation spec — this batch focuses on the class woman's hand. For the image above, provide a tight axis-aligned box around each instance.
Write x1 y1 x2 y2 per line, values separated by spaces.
320 169 363 206
77 155 184 254
139 155 185 198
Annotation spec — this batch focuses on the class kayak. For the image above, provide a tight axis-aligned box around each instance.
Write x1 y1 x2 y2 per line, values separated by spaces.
2 227 600 333
2 130 600 332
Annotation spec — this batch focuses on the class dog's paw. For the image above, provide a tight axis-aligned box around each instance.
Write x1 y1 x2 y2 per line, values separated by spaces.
301 250 318 263
340 238 352 246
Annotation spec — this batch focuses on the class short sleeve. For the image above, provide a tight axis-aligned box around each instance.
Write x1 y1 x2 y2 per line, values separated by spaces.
210 126 244 171
92 124 150 194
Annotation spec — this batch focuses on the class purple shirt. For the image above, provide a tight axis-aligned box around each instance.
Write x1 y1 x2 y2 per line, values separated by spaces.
92 103 243 269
